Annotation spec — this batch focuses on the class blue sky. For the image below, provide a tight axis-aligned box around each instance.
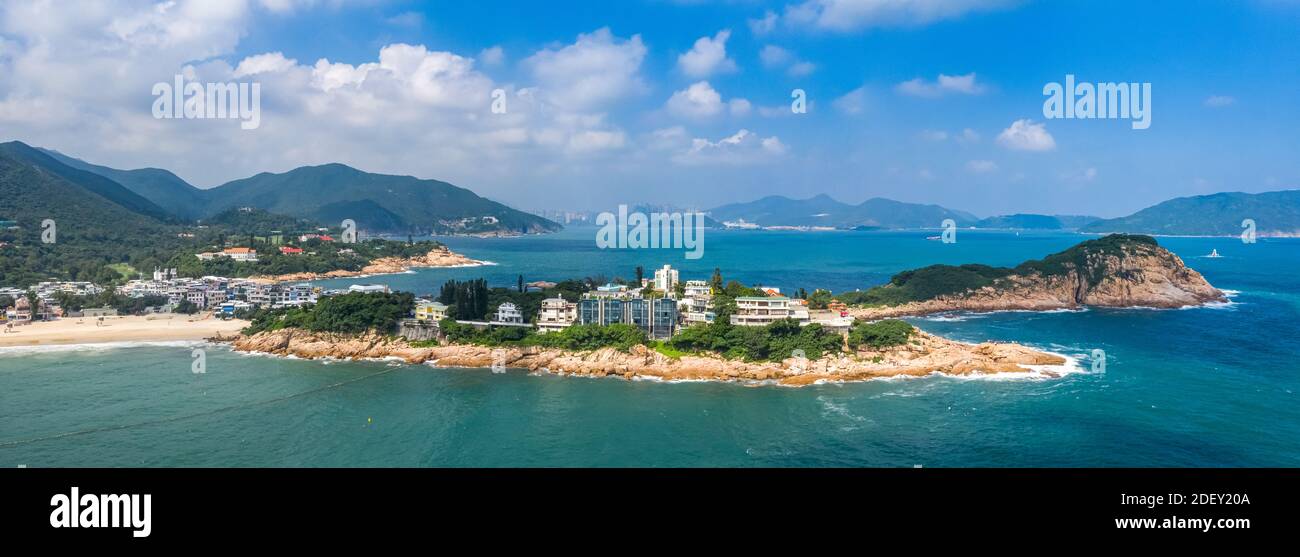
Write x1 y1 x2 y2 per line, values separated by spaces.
1 0 1298 218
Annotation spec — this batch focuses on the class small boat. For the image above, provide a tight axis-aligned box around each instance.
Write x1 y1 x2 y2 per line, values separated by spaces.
1206 249 1222 258
925 235 941 241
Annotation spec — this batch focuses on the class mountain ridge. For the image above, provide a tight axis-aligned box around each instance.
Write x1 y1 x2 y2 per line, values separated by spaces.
25 144 560 235
1081 190 1300 236
708 194 977 229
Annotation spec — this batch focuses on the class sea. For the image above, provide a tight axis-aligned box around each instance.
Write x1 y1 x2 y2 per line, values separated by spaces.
1 228 1297 467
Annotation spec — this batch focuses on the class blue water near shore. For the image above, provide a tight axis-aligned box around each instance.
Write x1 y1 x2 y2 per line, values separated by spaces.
2 229 1298 467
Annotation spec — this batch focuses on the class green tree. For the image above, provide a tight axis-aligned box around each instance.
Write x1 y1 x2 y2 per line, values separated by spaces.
847 319 914 350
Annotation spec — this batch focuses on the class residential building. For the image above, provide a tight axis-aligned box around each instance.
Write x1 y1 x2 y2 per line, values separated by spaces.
578 296 677 339
730 296 809 327
348 284 390 294
494 302 524 324
223 247 258 262
279 246 304 255
415 301 449 323
588 283 633 299
536 297 577 333
678 296 715 326
653 264 679 292
197 247 259 262
683 280 711 298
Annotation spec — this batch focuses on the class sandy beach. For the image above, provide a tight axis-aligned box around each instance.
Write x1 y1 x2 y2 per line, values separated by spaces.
0 315 249 347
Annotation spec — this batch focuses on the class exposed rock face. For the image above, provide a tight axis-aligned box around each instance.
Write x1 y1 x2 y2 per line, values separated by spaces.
227 328 1069 386
253 246 486 282
850 239 1225 320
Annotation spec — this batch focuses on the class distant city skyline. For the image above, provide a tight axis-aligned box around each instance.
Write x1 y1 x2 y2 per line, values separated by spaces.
2 0 1298 218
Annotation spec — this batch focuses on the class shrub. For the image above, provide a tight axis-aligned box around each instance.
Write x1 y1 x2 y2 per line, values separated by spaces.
847 319 914 350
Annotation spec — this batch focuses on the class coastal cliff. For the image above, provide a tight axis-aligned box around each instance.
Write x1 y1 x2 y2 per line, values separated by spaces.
227 328 1069 386
252 245 487 282
848 235 1225 319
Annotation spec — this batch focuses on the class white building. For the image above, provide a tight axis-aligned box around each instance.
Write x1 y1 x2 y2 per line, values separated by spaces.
678 295 715 326
536 297 577 333
494 302 524 324
653 264 679 292
729 296 810 327
348 284 390 294
683 280 711 298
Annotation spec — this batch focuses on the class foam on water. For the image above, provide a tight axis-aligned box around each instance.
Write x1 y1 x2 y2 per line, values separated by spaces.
0 340 203 355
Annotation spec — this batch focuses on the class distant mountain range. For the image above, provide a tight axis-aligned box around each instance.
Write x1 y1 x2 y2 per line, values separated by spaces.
975 213 1101 230
706 191 1300 236
708 194 978 229
11 141 1299 238
707 195 1103 230
34 144 559 235
1081 191 1300 236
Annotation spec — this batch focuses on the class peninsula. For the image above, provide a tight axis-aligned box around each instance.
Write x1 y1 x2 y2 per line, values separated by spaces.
838 234 1225 319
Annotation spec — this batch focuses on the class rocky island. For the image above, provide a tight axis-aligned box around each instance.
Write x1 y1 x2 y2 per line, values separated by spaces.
842 234 1225 319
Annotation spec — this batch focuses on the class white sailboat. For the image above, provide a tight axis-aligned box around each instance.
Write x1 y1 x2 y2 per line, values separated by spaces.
1206 248 1222 258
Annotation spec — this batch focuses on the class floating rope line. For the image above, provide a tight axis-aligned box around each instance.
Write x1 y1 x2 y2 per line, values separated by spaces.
0 366 402 449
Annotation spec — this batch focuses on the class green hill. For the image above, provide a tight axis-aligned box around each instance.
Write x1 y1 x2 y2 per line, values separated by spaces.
1 142 173 222
840 234 1161 306
202 163 559 234
0 143 179 286
41 148 208 220
41 147 562 235
1081 190 1300 236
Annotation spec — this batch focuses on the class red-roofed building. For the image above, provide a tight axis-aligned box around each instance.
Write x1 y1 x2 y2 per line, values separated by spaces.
279 246 304 255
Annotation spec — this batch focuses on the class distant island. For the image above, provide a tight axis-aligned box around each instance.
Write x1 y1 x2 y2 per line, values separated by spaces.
689 191 1299 236
835 234 1226 319
1081 190 1300 237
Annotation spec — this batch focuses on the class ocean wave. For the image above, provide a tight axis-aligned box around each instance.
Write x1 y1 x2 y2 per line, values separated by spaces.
0 340 204 355
933 351 1088 382
920 313 986 322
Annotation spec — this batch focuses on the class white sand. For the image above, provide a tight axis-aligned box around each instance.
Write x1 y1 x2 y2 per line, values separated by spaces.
0 315 248 347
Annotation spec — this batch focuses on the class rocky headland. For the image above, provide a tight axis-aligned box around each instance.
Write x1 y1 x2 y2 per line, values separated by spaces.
848 234 1225 320
252 245 488 283
225 328 1070 386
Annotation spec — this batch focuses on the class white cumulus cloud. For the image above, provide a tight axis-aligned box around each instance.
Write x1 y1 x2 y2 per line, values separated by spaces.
780 0 1017 32
896 72 985 97
997 119 1056 152
523 27 647 111
677 29 738 77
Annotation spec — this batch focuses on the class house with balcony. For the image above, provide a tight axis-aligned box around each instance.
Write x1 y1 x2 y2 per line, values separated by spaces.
415 301 449 323
730 296 809 327
536 297 577 333
683 280 711 298
493 302 525 324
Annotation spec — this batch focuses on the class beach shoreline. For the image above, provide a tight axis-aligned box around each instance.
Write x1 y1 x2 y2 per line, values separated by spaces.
0 315 249 348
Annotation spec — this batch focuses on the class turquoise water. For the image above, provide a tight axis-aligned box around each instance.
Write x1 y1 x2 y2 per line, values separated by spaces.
2 229 1298 466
